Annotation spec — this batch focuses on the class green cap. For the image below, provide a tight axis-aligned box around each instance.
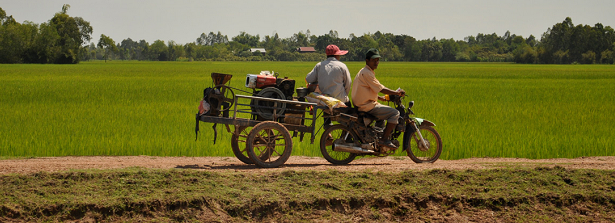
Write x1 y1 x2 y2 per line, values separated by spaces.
365 48 381 59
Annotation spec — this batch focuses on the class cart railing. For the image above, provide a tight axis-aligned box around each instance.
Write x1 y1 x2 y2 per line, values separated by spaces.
233 94 316 117
198 94 322 143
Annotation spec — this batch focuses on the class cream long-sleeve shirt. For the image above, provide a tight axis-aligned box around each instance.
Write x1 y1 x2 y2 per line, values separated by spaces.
351 65 385 112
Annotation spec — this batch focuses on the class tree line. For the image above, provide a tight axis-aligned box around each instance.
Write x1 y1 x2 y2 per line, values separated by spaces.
1 6 614 64
0 5 92 64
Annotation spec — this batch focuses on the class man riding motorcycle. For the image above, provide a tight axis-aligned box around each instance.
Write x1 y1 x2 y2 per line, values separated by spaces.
351 48 405 150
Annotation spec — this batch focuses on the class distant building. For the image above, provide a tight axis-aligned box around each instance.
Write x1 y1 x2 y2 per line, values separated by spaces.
250 48 266 55
297 47 316 53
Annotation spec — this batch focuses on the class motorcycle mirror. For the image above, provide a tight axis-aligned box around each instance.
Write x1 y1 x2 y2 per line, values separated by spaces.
408 101 414 109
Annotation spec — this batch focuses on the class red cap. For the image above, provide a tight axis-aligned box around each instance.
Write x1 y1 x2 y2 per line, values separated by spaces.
325 44 348 56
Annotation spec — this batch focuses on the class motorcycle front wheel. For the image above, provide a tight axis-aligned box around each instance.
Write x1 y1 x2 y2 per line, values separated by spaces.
320 124 357 165
404 125 442 163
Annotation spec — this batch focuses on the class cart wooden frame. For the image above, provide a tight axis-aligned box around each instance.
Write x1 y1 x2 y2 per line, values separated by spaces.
197 94 322 168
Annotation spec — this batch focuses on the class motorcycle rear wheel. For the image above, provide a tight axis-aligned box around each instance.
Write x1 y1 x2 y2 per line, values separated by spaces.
320 124 357 165
404 125 442 163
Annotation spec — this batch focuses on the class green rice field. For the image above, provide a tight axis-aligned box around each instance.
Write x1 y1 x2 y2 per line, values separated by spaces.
1 61 614 159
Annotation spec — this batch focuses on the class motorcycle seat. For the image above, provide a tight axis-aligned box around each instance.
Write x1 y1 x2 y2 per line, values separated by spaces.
327 101 356 115
332 107 353 114
336 104 378 121
357 111 378 121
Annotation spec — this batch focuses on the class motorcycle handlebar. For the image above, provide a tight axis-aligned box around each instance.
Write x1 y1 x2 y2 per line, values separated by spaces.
388 94 405 102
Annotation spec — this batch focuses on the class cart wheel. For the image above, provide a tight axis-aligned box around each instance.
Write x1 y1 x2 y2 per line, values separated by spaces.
231 126 253 164
246 121 293 168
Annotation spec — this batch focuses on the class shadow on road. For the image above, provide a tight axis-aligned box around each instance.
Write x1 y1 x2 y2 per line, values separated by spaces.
175 162 391 170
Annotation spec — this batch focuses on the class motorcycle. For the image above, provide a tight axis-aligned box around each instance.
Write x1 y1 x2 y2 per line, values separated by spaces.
320 94 442 164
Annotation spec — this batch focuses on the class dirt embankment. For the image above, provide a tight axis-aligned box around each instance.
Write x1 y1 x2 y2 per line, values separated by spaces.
1 156 614 175
2 156 615 222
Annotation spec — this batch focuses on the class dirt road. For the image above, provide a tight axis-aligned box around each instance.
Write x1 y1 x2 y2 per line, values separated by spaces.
1 156 614 175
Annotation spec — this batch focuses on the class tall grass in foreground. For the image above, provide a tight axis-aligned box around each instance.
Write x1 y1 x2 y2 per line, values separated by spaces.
1 61 613 159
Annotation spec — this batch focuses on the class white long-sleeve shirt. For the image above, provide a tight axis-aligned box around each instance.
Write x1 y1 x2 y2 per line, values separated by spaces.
305 57 352 103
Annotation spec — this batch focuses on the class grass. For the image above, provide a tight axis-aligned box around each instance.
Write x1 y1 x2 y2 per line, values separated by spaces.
1 61 614 159
1 167 614 222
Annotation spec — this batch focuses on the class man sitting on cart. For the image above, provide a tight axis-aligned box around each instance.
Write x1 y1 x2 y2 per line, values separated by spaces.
352 48 405 150
306 44 352 128
305 44 352 105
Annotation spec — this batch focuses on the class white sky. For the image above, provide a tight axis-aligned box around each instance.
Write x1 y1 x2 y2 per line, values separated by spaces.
2 0 614 45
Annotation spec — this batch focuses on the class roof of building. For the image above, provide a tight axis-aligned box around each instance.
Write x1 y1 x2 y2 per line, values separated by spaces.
250 48 266 53
297 47 316 52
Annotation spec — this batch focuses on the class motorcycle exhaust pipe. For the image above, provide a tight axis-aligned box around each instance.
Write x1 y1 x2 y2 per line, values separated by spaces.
333 143 376 154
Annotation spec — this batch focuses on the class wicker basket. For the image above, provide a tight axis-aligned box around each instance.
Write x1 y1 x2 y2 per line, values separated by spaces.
284 113 303 125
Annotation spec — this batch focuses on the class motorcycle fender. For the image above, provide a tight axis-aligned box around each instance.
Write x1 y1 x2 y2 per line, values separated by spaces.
418 118 436 127
408 117 436 127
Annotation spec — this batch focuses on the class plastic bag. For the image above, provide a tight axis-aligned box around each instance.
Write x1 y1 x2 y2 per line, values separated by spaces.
198 100 210 115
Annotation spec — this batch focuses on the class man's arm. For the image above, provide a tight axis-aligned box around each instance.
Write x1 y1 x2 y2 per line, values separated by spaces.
343 66 352 94
380 87 405 96
378 87 404 101
305 63 319 84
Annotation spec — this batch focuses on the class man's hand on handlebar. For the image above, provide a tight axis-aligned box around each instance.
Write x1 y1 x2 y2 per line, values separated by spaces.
380 87 405 100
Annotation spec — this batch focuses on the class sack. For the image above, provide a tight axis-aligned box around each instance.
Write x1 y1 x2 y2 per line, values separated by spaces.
305 92 347 112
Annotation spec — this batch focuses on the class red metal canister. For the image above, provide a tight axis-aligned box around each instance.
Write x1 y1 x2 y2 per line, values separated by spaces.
256 75 277 88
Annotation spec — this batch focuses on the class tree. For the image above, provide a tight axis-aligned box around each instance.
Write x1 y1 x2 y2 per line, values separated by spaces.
149 40 167 61
0 8 23 63
420 38 442 61
347 34 378 60
184 42 197 61
85 42 96 60
26 22 61 63
262 33 283 59
395 35 418 61
49 4 93 64
525 35 537 47
167 40 184 61
97 34 117 62
503 30 512 45
513 45 538 63
289 31 309 48
553 50 569 64
314 30 339 52
601 49 614 64
232 31 259 47
137 40 149 60
580 50 596 64
539 17 615 64
0 7 18 27
441 38 460 61
197 31 228 46
0 7 5 22
118 38 138 60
